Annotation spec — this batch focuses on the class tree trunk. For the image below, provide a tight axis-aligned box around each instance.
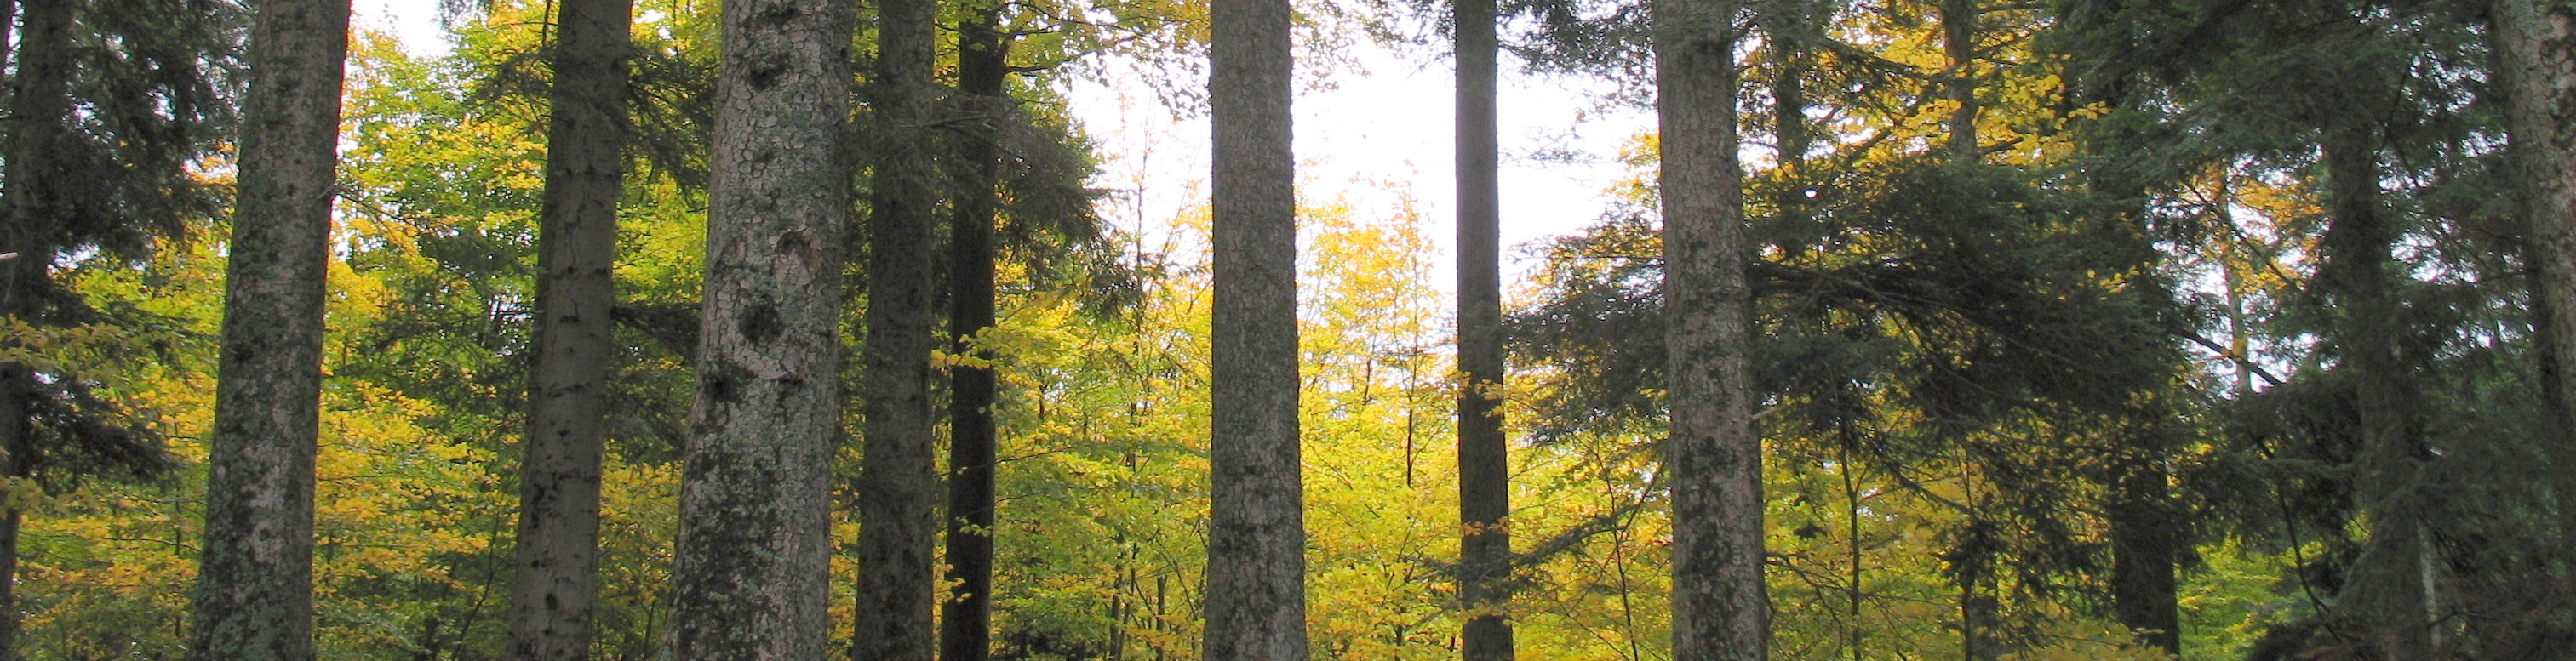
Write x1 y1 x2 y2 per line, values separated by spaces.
2496 0 2576 550
856 0 941 656
2318 117 2431 661
938 5 1010 661
0 0 73 653
1453 0 1514 658
1204 0 1306 657
2108 459 2181 654
507 0 632 658
1652 0 1767 658
188 0 351 658
666 0 849 656
1942 0 1978 161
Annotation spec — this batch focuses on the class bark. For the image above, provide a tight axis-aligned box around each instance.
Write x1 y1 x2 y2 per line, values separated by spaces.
666 0 849 657
2108 459 2181 654
187 0 351 658
1652 0 1767 658
855 0 941 656
2317 117 2431 661
1204 0 1306 658
0 0 73 652
506 0 632 658
2496 0 2576 550
1453 0 1514 658
1942 0 1978 162
937 6 1010 661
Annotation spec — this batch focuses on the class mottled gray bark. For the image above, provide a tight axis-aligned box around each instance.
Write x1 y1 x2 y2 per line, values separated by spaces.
1651 0 1768 658
2496 0 2576 551
855 0 940 657
938 6 1009 661
1452 0 1513 657
187 0 351 659
666 0 849 657
1204 0 1306 658
507 0 633 658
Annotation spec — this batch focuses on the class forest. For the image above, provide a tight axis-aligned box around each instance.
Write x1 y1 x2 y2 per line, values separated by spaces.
5 0 2576 659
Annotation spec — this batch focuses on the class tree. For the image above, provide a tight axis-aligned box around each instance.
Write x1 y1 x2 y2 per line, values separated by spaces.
856 0 942 656
189 0 352 658
2495 0 2576 551
939 3 1012 660
1452 0 1514 657
1651 0 1766 659
1204 0 1306 658
505 0 633 657
665 0 849 656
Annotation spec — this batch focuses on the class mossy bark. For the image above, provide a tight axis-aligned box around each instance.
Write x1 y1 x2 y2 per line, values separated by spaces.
667 0 850 657
188 0 351 659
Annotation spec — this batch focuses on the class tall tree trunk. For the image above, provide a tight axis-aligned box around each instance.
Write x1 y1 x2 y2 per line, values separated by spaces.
506 0 632 658
1942 0 1978 161
1652 0 1767 658
0 0 74 655
2107 453 2181 654
1453 0 1514 658
666 0 849 656
187 0 351 658
2318 117 2431 661
2496 0 2576 550
1204 0 1306 657
938 5 1010 661
856 0 941 656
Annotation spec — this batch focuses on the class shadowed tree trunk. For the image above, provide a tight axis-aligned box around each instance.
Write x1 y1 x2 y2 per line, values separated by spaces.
2496 0 2576 550
1453 0 1514 658
187 0 351 658
1203 0 1306 658
1652 0 1767 658
1942 0 1978 161
0 0 74 654
856 0 941 656
938 4 1010 661
506 0 632 657
665 0 850 656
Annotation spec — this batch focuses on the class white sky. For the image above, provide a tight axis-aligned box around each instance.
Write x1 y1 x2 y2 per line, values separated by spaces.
351 0 1657 284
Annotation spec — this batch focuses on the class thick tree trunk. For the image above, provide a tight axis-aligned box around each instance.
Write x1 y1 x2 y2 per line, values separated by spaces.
1652 0 1767 658
187 0 351 659
0 0 73 653
2497 0 2576 550
2318 118 2431 661
1204 0 1306 658
937 6 1010 661
856 0 941 657
2108 459 2181 654
1453 0 1514 658
505 0 632 658
666 0 849 657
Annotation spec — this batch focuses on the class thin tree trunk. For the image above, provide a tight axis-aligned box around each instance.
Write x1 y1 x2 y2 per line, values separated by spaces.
2496 0 2576 550
2318 117 2431 661
666 0 849 656
856 0 941 655
1941 0 1978 161
937 5 1010 661
1652 0 1767 658
0 0 72 653
1204 0 1305 656
1453 0 1513 658
507 0 632 657
188 0 351 658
